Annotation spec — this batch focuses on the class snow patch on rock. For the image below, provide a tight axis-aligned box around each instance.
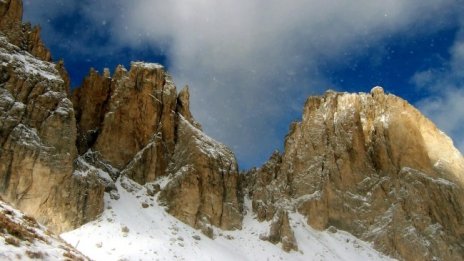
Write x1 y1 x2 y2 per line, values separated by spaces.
0 200 89 261
0 36 61 82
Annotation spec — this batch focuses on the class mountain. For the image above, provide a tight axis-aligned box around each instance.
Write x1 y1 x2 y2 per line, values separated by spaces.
60 175 392 261
1 1 464 260
0 0 103 233
242 87 464 260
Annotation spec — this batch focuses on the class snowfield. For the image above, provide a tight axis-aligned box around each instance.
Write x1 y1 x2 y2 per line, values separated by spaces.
61 177 395 261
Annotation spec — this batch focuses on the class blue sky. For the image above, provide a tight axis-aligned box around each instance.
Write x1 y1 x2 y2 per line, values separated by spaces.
24 0 464 169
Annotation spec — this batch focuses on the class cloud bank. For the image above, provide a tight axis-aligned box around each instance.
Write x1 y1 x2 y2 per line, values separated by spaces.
24 0 462 167
414 27 464 153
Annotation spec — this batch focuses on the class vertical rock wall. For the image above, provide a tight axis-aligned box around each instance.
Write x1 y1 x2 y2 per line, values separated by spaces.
244 88 464 260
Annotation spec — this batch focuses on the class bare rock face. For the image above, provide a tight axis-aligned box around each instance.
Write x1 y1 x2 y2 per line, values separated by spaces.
176 85 202 129
0 0 51 61
159 116 243 235
72 62 243 235
72 68 112 155
262 210 298 252
242 150 282 221
0 35 104 233
73 63 178 185
0 199 91 260
245 87 464 260
0 0 22 43
94 63 177 171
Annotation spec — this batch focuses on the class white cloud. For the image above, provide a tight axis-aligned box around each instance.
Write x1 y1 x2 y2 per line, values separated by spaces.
24 0 462 167
417 89 464 152
414 29 464 155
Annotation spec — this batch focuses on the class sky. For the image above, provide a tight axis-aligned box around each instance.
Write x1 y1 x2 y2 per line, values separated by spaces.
23 0 464 169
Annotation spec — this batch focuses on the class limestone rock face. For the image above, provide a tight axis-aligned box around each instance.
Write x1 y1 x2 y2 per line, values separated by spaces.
263 210 298 252
159 116 243 234
7 2 463 259
73 63 178 183
242 150 282 222
0 0 51 61
72 68 112 155
0 0 22 43
0 35 104 233
245 87 464 260
177 85 202 129
72 63 243 234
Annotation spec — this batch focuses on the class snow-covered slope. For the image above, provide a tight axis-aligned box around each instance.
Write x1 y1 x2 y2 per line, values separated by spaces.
61 177 394 261
0 200 89 261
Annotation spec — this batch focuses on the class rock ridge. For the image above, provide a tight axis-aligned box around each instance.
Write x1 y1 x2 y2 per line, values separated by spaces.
2 2 464 261
0 0 51 61
243 87 464 260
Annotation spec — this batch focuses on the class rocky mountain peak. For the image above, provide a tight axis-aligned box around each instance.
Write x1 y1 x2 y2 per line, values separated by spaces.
71 60 243 233
2 1 464 260
0 0 51 61
73 61 177 170
0 0 22 34
244 87 464 260
0 27 103 233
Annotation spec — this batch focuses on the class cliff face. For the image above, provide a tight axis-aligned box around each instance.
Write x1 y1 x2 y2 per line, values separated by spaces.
3 1 464 260
244 87 464 260
72 63 244 232
159 116 242 234
1 0 243 235
0 0 51 61
72 63 177 181
0 20 104 233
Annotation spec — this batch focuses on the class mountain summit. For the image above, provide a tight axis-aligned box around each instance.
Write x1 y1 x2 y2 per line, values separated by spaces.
243 87 464 260
1 1 464 260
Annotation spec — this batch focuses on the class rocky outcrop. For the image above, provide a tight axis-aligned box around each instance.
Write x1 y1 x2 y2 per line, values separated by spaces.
72 68 112 155
242 150 283 221
0 0 22 44
261 210 298 252
72 62 244 235
244 87 464 260
0 34 104 233
0 198 90 260
73 63 178 183
1 2 103 234
0 0 51 61
159 116 243 235
1 0 243 236
5 2 464 260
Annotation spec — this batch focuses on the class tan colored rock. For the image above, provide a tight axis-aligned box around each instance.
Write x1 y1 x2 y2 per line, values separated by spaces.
0 0 22 45
70 59 244 236
0 33 104 233
93 63 177 171
55 60 71 94
159 116 243 234
242 150 282 222
72 63 178 185
265 210 298 252
245 87 464 260
177 85 202 129
72 68 112 154
2 0 242 239
23 24 52 61
0 0 51 61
